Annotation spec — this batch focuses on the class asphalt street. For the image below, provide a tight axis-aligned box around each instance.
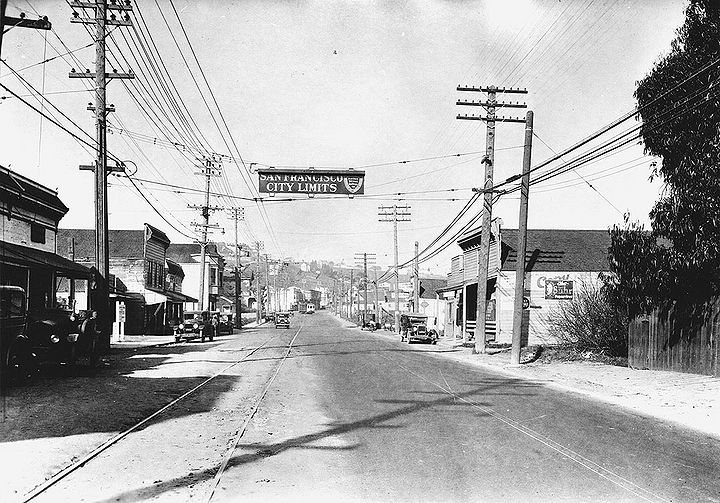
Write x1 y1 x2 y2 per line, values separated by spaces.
11 312 720 503
214 313 720 503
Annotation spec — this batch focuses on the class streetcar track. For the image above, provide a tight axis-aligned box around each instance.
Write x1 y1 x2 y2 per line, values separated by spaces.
21 328 292 503
371 334 669 503
205 322 304 502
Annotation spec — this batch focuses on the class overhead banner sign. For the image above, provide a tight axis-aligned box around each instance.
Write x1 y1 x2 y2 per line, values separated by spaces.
258 169 365 196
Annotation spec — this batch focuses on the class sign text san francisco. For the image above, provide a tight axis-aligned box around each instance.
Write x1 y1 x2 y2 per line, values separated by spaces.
257 169 365 195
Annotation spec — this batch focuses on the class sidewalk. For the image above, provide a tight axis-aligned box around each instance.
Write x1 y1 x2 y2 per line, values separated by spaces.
422 335 720 439
109 321 268 350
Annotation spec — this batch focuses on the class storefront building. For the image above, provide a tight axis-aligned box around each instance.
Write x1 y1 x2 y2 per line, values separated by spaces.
439 222 611 345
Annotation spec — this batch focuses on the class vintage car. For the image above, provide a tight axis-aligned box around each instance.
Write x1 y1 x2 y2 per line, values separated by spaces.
26 307 100 370
175 311 214 342
305 304 315 314
275 311 291 329
216 312 234 335
400 313 438 344
0 286 36 382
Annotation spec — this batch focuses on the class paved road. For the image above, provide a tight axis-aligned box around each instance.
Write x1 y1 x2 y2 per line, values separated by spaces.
15 312 720 502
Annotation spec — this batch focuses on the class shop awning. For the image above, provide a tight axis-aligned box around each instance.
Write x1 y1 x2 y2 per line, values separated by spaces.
164 291 198 303
1 240 93 279
146 286 197 304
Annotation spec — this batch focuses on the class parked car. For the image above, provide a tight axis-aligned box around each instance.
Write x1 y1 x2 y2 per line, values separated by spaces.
175 311 214 342
0 286 36 382
275 311 291 329
400 313 438 344
25 307 100 370
305 304 315 314
215 312 234 335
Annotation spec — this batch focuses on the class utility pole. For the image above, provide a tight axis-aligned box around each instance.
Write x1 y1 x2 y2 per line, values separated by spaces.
255 241 263 323
340 276 344 318
229 207 244 329
374 267 380 325
264 254 270 316
188 158 222 311
349 269 354 322
354 252 376 326
511 111 534 365
457 85 527 354
413 241 420 312
70 0 134 350
1 2 51 59
378 205 411 332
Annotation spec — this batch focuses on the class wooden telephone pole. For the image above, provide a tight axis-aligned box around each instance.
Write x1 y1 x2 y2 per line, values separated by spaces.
511 111 534 365
378 205 411 332
229 207 244 329
255 241 263 323
354 252 376 326
70 0 134 350
457 85 528 354
0 1 51 58
188 158 223 311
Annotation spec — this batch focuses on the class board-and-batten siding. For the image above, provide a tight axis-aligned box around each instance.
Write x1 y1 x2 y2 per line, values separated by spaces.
462 244 499 284
448 255 464 288
145 239 166 263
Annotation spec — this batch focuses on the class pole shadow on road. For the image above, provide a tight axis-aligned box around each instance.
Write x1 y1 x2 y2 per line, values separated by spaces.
91 378 537 502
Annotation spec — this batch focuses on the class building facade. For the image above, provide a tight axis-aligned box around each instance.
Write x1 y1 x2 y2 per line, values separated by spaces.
439 223 611 346
58 225 196 336
166 243 225 311
0 165 94 329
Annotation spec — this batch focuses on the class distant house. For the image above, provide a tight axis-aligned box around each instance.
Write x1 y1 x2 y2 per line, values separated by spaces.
166 243 225 311
438 223 611 345
58 225 197 335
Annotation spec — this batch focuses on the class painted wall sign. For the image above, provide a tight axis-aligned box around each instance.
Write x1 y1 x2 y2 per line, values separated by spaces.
544 279 574 300
258 169 365 195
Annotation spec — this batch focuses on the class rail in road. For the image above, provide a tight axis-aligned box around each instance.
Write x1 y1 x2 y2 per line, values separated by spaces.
18 312 719 502
20 320 305 503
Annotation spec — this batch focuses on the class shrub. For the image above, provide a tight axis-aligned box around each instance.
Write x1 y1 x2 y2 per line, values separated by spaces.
547 280 628 357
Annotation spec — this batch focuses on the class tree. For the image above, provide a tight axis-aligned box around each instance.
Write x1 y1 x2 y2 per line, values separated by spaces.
607 0 720 326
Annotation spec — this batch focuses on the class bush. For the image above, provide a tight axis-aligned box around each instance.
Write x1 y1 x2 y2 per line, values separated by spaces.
547 280 628 357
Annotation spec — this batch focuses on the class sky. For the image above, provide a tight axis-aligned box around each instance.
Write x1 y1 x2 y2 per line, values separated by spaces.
0 0 688 273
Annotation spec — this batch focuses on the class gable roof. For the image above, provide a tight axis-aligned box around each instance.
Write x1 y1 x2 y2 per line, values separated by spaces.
57 229 144 261
500 229 610 272
57 224 172 262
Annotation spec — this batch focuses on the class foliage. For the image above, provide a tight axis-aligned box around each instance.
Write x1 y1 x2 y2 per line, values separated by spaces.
607 0 720 328
548 280 628 357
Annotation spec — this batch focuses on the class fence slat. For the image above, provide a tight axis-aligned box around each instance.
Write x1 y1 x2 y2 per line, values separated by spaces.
628 302 719 377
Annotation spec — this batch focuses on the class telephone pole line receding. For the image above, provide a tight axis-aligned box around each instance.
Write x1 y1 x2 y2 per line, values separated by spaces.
378 205 411 333
229 207 245 329
354 252 377 326
69 0 134 349
188 158 223 311
457 84 527 354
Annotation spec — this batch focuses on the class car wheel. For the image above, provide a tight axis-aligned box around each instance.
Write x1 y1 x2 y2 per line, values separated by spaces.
7 343 37 384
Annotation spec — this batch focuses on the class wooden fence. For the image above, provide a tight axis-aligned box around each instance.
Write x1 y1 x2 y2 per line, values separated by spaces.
628 303 720 377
